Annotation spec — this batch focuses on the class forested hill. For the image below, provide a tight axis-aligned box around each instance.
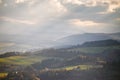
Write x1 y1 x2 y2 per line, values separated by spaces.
80 39 120 47
0 52 21 58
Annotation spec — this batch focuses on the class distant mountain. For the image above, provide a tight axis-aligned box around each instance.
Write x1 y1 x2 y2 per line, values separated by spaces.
54 33 120 48
109 32 120 40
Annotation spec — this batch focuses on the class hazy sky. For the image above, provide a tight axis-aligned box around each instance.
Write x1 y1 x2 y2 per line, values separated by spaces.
0 0 120 52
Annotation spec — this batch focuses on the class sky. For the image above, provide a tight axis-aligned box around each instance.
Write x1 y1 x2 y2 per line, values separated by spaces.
0 0 120 52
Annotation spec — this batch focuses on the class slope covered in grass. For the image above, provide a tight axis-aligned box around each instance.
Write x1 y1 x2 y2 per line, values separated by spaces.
0 55 48 65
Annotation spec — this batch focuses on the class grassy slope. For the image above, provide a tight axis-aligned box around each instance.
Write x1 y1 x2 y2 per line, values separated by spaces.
0 55 48 65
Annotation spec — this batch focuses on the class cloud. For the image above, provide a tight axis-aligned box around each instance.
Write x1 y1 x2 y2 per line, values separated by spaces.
62 0 98 6
0 0 2 3
67 19 113 33
0 0 68 36
31 0 67 17
0 0 67 26
0 0 32 4
102 0 120 13
15 0 26 4
62 0 83 5
61 0 120 13
0 16 37 25
68 19 107 27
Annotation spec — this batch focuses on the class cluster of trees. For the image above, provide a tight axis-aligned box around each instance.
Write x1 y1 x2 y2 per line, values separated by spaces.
0 52 20 58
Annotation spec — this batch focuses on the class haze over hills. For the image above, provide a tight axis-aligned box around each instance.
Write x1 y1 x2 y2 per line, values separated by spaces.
54 33 120 48
0 32 120 54
109 32 120 40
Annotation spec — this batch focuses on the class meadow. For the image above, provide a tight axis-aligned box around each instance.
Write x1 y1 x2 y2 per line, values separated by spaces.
0 55 48 65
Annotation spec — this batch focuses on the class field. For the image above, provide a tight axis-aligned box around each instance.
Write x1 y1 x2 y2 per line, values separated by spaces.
0 73 8 79
41 64 103 72
0 55 48 65
65 64 102 70
68 46 120 54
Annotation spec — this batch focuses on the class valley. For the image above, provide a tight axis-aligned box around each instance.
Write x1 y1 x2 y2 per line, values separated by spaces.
0 37 120 80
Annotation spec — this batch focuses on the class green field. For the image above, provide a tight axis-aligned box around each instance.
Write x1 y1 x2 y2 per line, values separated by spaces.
68 46 120 54
63 65 103 71
0 55 48 65
44 64 103 72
